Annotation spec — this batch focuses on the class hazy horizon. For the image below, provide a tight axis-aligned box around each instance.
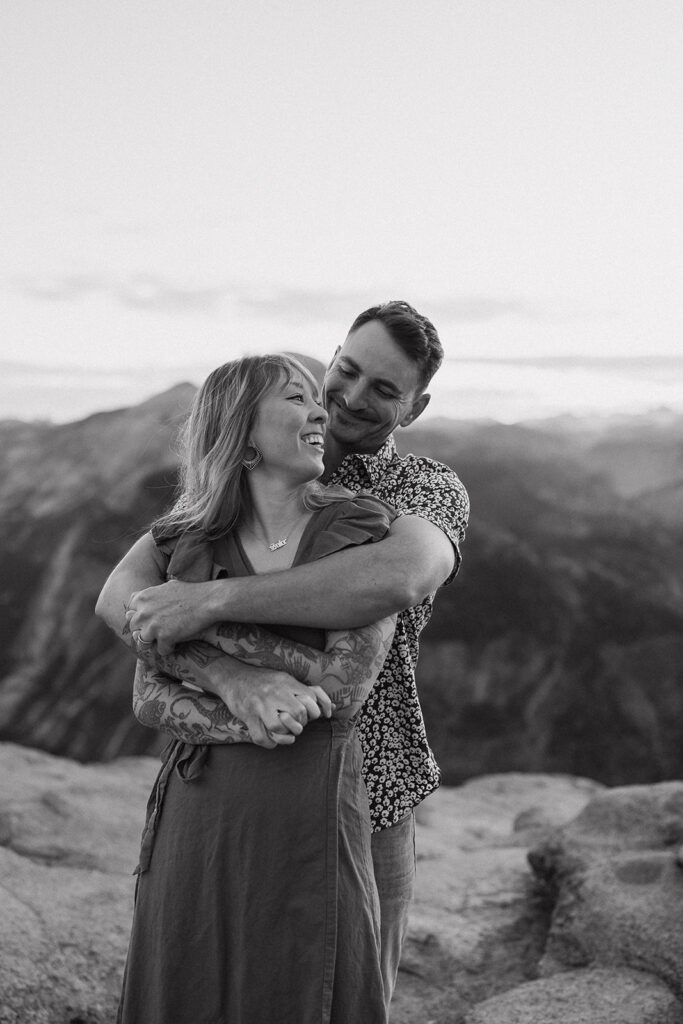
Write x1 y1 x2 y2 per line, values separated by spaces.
4 353 682 426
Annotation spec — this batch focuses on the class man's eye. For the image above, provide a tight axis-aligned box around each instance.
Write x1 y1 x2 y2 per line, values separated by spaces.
376 387 397 398
338 366 355 377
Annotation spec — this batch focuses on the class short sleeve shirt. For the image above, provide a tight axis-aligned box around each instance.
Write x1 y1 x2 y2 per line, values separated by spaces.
327 434 470 830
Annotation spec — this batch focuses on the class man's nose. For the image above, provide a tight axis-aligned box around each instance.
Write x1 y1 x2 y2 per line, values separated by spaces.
342 379 367 410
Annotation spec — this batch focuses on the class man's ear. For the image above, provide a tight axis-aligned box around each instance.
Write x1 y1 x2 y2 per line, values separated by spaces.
399 392 430 428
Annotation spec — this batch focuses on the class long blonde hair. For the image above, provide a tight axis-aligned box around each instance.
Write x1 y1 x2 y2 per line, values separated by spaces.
153 354 331 540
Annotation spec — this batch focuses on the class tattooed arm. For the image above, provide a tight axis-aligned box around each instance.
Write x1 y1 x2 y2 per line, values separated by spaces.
96 532 331 748
132 661 253 745
200 615 397 721
132 611 395 746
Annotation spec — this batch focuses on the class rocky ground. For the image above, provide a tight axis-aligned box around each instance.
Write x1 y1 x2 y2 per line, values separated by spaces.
2 743 683 1023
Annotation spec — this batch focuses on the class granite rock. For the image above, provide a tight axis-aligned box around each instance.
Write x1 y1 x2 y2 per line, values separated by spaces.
528 782 683 999
463 968 683 1024
2 744 682 1024
0 744 158 1024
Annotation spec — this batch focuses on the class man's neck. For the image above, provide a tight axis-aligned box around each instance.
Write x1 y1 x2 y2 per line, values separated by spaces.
321 434 345 482
322 434 387 483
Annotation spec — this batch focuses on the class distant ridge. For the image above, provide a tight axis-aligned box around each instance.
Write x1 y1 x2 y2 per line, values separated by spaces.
0 389 682 782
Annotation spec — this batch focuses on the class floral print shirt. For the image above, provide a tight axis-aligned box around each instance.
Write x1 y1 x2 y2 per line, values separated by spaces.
328 434 469 830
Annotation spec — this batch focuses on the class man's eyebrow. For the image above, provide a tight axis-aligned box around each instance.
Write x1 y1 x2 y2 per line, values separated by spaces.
339 356 401 393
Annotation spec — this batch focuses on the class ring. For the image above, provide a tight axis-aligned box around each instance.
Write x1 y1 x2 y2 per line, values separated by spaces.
133 631 154 647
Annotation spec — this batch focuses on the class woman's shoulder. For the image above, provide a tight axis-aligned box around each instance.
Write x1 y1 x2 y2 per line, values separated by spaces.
297 487 397 564
150 525 215 582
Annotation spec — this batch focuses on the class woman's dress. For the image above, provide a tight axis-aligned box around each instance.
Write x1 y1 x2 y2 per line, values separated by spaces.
117 495 394 1024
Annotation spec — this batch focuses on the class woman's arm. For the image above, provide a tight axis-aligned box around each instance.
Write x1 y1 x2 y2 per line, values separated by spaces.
132 610 395 744
132 640 337 747
132 660 255 745
200 615 397 721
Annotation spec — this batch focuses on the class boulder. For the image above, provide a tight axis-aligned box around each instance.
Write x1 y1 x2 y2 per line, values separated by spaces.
0 744 158 1024
390 773 602 1023
463 968 683 1024
528 782 683 1000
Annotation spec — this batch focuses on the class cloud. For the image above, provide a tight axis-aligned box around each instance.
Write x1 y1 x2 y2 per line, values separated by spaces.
17 273 225 313
237 288 534 325
17 274 566 325
236 287 375 323
428 297 529 322
20 274 103 302
115 276 224 312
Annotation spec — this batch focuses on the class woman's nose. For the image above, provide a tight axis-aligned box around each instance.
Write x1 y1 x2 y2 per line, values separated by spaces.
310 401 328 424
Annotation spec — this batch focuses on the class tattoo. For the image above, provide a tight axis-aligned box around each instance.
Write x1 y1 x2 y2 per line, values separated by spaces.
208 616 396 720
132 662 251 745
127 601 395 740
132 636 227 689
323 684 367 711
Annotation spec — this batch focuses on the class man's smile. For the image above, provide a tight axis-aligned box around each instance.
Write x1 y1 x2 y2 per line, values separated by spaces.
328 398 377 425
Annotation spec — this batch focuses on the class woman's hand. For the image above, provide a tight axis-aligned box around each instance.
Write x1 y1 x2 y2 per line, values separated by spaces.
212 670 333 747
200 616 396 723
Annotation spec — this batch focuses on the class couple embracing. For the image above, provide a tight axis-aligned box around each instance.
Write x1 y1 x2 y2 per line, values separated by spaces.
97 300 469 1023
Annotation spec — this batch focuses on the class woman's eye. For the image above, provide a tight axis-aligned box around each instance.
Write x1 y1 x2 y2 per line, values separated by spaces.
288 393 305 402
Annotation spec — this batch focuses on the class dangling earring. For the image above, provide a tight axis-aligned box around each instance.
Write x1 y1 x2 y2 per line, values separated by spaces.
242 443 262 471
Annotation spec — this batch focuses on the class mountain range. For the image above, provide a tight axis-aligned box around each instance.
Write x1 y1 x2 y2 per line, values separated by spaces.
1 384 682 784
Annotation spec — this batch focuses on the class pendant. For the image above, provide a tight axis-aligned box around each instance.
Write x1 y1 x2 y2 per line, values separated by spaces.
268 538 288 551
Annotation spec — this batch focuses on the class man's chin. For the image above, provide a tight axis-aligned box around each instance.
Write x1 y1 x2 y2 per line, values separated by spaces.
328 420 368 446
329 405 372 433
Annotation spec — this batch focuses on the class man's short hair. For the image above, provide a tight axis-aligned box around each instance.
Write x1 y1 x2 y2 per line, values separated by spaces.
348 300 443 391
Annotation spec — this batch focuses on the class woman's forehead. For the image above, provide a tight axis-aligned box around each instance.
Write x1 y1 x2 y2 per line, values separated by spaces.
275 363 320 400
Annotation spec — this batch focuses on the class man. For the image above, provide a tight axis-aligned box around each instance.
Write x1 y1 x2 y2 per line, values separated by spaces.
100 300 469 1008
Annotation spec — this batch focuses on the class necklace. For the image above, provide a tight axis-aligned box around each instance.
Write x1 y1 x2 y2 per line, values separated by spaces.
268 535 289 551
243 514 301 552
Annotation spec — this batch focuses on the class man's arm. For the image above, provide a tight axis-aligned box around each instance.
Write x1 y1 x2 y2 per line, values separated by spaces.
126 515 454 652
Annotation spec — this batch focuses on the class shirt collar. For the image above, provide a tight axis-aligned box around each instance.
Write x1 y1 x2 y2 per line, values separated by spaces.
333 434 398 489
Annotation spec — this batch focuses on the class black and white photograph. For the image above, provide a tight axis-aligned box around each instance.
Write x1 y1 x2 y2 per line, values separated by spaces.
1 2 683 1022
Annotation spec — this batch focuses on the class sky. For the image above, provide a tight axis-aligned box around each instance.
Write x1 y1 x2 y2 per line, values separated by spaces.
1 1 682 419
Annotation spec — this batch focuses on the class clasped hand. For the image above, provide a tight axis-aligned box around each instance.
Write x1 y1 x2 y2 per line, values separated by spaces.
233 674 334 749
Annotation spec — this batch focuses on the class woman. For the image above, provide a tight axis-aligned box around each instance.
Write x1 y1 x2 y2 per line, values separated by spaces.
97 355 396 1024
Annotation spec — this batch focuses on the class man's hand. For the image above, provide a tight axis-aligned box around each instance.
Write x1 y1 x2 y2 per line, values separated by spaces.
127 580 223 654
217 668 334 749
